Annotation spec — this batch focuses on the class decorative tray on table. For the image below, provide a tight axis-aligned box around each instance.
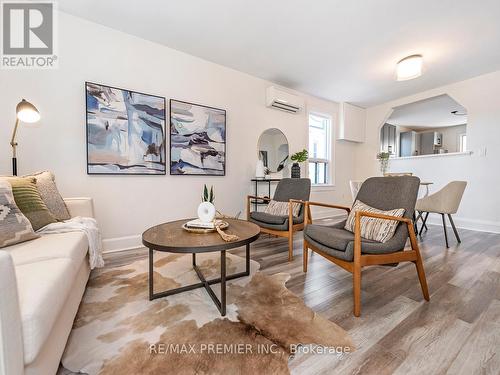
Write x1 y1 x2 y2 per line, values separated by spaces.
182 220 229 234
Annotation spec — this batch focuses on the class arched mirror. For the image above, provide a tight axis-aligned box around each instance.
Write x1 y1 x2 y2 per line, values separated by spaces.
257 128 289 173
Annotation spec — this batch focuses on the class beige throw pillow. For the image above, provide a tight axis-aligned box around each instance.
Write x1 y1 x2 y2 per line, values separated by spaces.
0 180 39 248
264 200 301 217
23 171 71 221
345 200 405 243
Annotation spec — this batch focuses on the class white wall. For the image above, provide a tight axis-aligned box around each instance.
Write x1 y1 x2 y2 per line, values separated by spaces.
0 12 356 251
355 70 500 233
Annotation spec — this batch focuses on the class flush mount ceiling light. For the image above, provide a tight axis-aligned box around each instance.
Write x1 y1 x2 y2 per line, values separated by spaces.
396 54 423 81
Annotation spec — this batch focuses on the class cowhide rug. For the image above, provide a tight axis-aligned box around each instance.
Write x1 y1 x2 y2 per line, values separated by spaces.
62 252 354 374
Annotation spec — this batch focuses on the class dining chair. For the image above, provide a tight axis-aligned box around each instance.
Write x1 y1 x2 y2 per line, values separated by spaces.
415 181 467 247
246 178 311 261
303 176 429 316
349 180 363 201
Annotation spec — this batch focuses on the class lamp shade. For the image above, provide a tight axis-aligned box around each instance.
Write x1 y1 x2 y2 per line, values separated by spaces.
396 55 423 81
16 99 40 123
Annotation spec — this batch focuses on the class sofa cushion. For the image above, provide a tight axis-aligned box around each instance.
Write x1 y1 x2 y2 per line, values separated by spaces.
2 177 57 231
15 258 76 364
4 232 88 270
0 180 39 248
23 171 71 221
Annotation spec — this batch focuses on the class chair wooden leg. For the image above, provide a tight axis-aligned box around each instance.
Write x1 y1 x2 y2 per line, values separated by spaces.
407 222 430 301
441 213 449 248
303 241 308 272
288 231 293 262
353 264 361 317
448 214 461 243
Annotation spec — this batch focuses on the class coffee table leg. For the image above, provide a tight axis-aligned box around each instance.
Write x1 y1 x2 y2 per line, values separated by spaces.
221 250 226 316
149 246 252 316
245 244 250 276
149 248 154 300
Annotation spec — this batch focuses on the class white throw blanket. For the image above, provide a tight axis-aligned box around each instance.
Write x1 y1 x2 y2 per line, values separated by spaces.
37 217 105 269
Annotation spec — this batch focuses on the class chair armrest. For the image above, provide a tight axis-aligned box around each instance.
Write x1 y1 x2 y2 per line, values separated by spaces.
305 201 350 225
0 251 24 375
353 211 414 262
307 201 351 213
64 197 95 218
246 195 272 220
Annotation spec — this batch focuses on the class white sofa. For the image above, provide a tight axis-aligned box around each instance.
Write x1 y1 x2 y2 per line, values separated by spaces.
0 198 95 375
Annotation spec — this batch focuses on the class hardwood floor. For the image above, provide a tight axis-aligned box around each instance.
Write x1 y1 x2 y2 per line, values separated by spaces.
60 222 500 374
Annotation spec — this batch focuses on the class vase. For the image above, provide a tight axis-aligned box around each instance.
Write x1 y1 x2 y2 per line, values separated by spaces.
291 163 301 178
379 159 389 175
197 202 216 223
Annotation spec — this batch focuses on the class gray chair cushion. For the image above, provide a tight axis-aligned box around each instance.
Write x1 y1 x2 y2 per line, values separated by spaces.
250 211 302 225
305 224 357 251
306 177 420 261
249 212 302 231
355 176 420 253
249 178 311 232
274 178 311 202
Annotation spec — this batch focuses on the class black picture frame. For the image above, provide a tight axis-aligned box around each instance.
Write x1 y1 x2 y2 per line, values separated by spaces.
85 81 167 175
169 99 226 176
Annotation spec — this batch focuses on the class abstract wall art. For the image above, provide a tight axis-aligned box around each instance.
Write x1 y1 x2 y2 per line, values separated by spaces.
86 82 166 175
170 99 226 175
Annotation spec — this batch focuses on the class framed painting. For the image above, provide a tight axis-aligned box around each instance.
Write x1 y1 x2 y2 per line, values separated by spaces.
86 82 166 175
170 99 226 175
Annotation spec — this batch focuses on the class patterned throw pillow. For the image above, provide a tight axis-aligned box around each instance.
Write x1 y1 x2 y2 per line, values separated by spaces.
344 200 405 243
3 177 57 231
264 200 301 217
23 171 71 221
0 180 39 248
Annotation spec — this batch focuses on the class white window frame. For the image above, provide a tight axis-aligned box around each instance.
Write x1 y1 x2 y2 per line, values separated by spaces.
459 133 467 152
307 111 334 188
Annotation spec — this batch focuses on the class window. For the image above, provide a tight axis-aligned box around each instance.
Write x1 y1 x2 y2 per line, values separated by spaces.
459 133 467 152
308 113 331 185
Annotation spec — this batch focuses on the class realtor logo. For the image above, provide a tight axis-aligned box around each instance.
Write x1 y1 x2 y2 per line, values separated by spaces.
1 1 57 68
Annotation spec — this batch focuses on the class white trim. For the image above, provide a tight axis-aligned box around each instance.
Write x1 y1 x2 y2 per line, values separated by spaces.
311 184 336 192
424 214 500 234
307 110 334 186
101 213 500 254
390 151 472 161
103 235 143 253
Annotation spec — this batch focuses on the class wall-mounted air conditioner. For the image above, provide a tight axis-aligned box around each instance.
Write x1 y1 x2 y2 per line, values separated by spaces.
266 86 304 114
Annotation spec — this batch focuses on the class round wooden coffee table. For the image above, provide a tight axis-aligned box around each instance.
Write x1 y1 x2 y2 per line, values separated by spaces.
142 218 260 316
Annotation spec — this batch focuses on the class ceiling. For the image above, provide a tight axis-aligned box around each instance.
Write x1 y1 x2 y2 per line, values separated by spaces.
386 94 467 128
59 0 500 107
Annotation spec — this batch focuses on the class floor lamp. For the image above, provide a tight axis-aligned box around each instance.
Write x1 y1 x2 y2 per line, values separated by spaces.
10 99 40 176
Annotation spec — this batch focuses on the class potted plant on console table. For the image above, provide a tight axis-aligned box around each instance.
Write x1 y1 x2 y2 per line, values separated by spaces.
290 149 308 178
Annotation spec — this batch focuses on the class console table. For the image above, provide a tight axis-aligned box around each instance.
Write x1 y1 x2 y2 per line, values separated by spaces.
250 178 281 211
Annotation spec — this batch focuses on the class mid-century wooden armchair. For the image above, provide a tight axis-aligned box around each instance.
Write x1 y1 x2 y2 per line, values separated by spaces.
303 176 430 316
247 178 311 261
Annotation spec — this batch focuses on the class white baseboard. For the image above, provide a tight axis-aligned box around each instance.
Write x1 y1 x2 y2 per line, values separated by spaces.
102 214 499 254
103 235 143 253
102 213 347 254
424 214 500 234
